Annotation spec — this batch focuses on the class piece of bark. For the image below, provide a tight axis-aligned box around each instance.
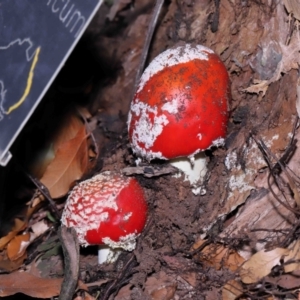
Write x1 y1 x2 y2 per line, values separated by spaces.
122 165 178 177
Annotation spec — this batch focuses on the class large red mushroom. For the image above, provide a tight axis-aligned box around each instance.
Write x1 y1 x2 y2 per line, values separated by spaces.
61 171 147 263
128 44 230 194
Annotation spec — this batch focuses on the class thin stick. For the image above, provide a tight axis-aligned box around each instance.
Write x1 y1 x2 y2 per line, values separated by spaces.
26 172 61 220
132 0 164 98
58 226 80 300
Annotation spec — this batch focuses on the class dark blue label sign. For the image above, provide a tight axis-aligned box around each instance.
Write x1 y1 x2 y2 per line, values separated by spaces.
0 0 102 166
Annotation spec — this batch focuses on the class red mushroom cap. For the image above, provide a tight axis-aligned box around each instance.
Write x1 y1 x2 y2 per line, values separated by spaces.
61 172 147 250
128 44 230 161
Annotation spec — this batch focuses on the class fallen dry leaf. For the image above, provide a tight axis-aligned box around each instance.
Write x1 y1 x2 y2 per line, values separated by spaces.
243 79 269 96
52 111 87 148
266 270 300 289
6 221 49 261
30 112 87 178
40 115 89 198
241 240 300 284
222 280 243 300
204 287 220 300
7 233 30 261
71 280 92 299
181 271 197 288
116 271 178 300
0 272 62 298
25 195 44 220
240 247 288 284
150 287 177 300
284 0 300 20
0 198 45 248
0 218 26 250
145 271 177 300
114 284 132 300
284 240 300 273
192 240 245 271
0 252 27 273
74 293 96 300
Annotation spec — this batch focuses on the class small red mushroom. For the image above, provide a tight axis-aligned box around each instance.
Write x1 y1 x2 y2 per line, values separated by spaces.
128 44 230 194
61 171 147 263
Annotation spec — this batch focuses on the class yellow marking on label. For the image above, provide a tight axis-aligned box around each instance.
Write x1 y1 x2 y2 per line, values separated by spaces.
6 46 41 114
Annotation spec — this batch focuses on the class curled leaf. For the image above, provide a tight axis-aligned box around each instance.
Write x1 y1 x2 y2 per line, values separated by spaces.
7 233 30 261
0 219 26 250
40 118 88 198
0 272 62 298
240 247 288 284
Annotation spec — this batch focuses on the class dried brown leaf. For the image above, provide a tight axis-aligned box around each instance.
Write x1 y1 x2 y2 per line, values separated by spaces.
25 196 44 220
73 280 93 299
150 286 177 300
181 272 197 288
0 252 27 273
266 270 300 289
114 284 132 300
52 112 86 150
0 272 62 298
74 293 96 300
284 0 300 20
0 219 26 250
6 221 49 261
243 80 269 96
284 240 300 273
204 287 220 300
240 247 288 284
192 240 245 271
30 112 86 178
222 280 243 300
40 120 88 198
7 233 30 261
144 271 177 300
240 241 300 284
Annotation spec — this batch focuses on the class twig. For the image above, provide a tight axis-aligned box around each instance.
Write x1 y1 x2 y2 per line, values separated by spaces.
253 138 298 214
25 172 61 220
270 116 299 176
58 226 80 300
13 158 61 220
76 106 99 159
132 0 164 97
188 239 211 257
251 118 300 211
101 254 136 300
101 217 154 300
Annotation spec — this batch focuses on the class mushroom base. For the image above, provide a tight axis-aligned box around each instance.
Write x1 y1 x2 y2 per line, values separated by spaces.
170 152 207 195
98 245 122 264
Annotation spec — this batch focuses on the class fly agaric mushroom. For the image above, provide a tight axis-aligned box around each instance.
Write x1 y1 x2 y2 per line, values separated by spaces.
61 171 147 264
128 44 230 194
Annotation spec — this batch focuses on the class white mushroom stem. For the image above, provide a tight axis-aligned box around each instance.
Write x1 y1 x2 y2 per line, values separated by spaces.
170 152 207 195
98 246 121 264
98 234 138 264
